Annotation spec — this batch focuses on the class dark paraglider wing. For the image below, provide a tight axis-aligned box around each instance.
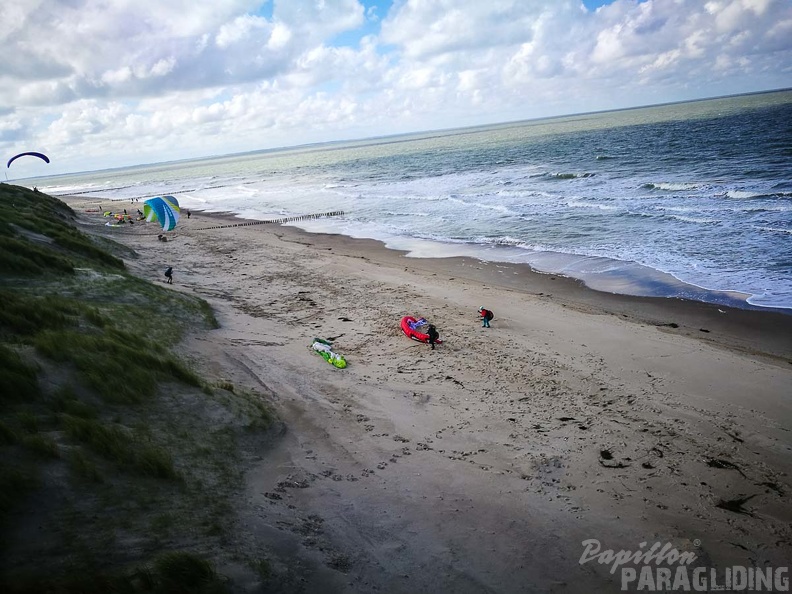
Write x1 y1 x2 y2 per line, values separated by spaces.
7 152 50 168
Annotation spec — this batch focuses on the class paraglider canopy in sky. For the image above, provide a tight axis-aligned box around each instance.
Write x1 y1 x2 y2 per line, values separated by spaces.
7 152 50 168
143 196 180 231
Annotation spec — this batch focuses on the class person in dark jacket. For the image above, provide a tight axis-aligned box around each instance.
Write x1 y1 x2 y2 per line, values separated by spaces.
427 324 439 350
164 266 173 284
478 306 493 328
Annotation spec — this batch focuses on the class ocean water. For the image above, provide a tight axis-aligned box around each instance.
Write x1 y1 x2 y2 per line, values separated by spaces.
26 89 792 310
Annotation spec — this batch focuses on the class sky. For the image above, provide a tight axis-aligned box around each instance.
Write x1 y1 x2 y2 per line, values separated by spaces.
1 0 791 176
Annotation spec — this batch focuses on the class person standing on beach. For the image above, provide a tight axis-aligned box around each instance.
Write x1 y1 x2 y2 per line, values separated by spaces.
427 324 439 350
164 266 173 284
478 307 493 328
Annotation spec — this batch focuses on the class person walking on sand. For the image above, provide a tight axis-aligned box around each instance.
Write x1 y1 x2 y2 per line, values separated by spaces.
164 266 173 284
427 324 439 350
478 306 493 328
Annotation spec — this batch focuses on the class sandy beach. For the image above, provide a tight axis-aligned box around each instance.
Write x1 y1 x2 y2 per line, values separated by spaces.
69 199 792 593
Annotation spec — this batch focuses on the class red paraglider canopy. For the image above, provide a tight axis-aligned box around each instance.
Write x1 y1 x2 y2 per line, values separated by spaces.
7 152 50 168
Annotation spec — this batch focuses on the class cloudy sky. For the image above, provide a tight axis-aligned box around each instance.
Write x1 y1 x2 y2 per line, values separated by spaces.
1 0 791 176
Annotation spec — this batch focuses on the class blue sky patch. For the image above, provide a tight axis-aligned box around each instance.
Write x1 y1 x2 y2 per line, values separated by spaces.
253 1 273 19
331 0 392 48
582 0 647 10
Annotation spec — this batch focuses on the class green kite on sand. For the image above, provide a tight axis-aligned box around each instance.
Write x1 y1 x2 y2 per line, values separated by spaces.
311 338 347 368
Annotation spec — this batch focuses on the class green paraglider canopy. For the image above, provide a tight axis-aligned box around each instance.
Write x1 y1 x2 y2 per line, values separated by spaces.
143 196 180 231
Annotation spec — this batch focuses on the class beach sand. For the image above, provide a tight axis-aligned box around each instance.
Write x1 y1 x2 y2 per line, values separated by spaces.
71 199 792 593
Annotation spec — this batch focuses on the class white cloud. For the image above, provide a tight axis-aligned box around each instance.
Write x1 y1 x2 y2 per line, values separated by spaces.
1 0 790 174
275 0 365 42
150 57 177 77
380 0 563 59
268 22 293 50
216 14 271 48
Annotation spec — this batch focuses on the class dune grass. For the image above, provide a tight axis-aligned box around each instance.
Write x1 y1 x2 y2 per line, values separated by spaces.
152 551 225 593
34 328 201 404
0 344 41 404
0 184 123 276
0 234 76 275
0 184 269 591
62 415 177 479
4 550 228 594
68 449 103 483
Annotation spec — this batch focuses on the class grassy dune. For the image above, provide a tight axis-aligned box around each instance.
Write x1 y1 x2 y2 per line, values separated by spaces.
0 184 275 593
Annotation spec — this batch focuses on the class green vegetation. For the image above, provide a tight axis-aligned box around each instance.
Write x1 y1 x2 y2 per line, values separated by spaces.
0 344 41 403
0 184 123 276
152 551 225 593
62 415 177 479
34 328 201 404
0 184 272 592
4 550 228 594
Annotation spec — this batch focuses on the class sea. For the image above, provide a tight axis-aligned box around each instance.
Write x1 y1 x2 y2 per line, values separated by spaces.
22 89 792 311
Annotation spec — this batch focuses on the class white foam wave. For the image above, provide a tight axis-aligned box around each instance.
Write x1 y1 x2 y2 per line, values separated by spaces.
668 215 720 224
754 226 792 235
495 189 545 199
740 205 792 212
648 182 702 191
476 236 528 247
383 211 431 217
447 196 518 215
393 193 448 202
725 190 763 199
41 183 98 194
653 205 709 213
567 201 622 211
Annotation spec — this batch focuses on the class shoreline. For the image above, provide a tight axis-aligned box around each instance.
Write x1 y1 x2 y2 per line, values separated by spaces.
111 201 791 362
289 221 781 314
80 194 792 316
78 193 792 316
271 225 792 361
66 196 792 592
